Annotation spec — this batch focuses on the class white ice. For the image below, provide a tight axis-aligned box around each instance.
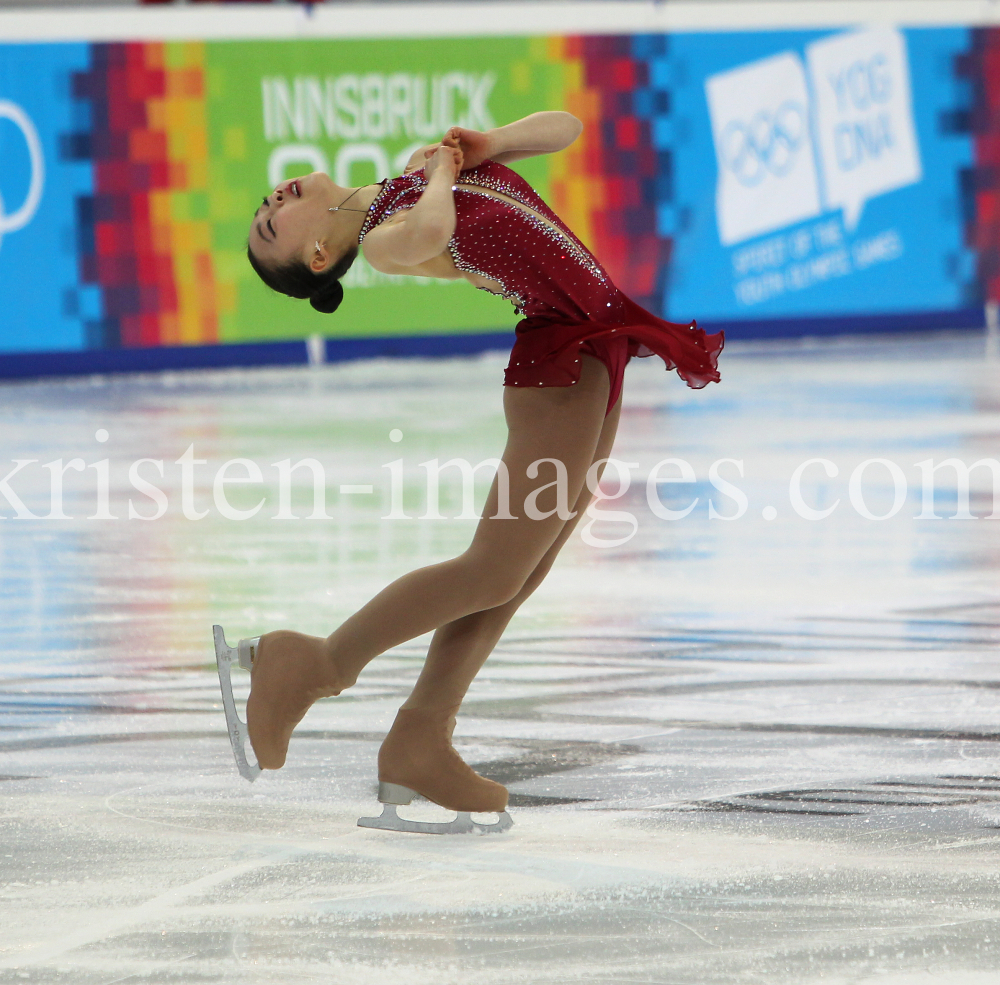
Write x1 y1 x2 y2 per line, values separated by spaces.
1 332 999 984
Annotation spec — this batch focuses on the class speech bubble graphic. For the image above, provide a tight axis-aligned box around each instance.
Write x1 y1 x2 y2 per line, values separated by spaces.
806 28 921 231
706 51 822 246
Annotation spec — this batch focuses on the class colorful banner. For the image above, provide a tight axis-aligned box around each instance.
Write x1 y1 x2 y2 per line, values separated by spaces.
667 28 974 324
0 27 994 364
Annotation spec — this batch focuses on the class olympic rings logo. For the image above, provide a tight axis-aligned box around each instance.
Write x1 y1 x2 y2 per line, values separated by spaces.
718 100 807 187
0 100 45 251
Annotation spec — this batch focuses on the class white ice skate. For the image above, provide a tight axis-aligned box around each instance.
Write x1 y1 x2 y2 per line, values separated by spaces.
213 625 261 782
357 782 514 835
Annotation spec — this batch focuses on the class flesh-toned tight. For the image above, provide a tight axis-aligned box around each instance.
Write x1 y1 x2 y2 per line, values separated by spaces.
246 354 621 771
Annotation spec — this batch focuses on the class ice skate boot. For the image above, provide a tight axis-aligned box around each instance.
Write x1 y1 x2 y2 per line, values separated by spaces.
358 706 513 835
213 625 261 781
215 626 344 776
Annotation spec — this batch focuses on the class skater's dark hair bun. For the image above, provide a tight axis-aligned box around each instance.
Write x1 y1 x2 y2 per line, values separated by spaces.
247 244 357 314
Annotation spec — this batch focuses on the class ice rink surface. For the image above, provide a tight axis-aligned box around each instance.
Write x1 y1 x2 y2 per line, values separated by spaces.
1 332 999 984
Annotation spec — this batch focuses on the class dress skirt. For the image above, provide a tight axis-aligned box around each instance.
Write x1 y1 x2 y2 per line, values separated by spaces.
503 293 724 415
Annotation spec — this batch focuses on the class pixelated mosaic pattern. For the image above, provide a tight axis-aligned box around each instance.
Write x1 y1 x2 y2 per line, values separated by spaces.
955 28 1000 305
550 34 674 316
62 42 232 349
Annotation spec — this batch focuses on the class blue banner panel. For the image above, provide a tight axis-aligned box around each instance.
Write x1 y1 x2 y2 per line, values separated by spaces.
0 44 94 354
664 28 976 324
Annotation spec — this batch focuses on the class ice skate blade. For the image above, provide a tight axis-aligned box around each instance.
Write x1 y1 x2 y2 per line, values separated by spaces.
357 803 513 835
213 625 261 782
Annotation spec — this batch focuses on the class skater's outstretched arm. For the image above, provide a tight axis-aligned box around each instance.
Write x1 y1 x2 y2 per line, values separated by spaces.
439 112 583 170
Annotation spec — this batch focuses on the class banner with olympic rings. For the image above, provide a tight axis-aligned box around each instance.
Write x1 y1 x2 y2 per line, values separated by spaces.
666 27 973 329
0 26 993 372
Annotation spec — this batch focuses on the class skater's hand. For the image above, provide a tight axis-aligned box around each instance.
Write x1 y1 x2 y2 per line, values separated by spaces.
424 143 463 182
403 144 438 174
435 126 493 171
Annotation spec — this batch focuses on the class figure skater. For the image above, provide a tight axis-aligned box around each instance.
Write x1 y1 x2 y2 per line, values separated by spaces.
219 111 722 833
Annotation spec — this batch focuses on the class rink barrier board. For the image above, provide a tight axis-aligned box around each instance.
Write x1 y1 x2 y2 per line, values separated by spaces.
0 311 984 382
0 331 517 380
698 307 989 341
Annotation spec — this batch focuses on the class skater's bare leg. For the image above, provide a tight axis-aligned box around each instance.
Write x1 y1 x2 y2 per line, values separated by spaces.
247 355 611 768
401 396 622 712
376 380 620 810
326 356 611 674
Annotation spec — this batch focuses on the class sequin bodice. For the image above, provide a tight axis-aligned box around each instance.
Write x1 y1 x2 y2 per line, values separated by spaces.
359 161 620 321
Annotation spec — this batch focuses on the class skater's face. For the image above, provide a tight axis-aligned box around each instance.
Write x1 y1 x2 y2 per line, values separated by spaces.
248 171 336 273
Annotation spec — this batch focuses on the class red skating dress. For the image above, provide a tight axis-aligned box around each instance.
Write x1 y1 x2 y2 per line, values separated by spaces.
358 161 723 413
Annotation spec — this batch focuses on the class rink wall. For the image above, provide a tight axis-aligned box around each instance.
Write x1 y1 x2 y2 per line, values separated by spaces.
1 0 999 377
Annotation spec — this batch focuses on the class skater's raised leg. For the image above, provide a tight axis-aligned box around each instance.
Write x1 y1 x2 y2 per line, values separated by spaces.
246 355 612 779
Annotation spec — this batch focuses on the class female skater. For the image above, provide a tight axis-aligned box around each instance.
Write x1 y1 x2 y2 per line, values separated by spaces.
237 111 722 829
